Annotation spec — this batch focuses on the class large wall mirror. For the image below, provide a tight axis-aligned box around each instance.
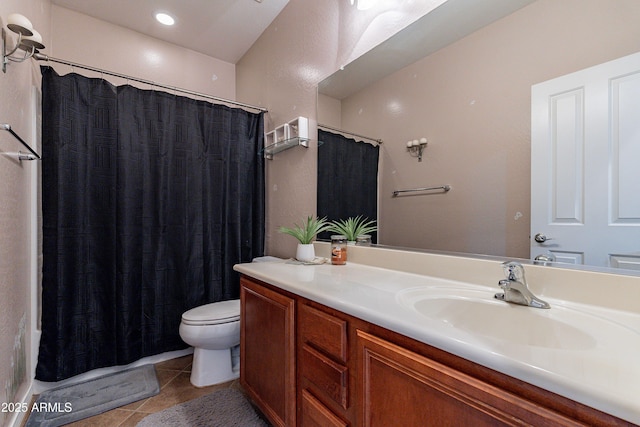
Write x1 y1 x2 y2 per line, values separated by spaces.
317 0 640 273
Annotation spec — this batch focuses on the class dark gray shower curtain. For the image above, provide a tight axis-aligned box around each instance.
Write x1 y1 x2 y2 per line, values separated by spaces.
36 67 265 382
317 129 379 242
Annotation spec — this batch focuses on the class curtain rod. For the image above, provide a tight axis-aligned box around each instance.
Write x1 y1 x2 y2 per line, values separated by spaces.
318 123 383 145
33 53 268 113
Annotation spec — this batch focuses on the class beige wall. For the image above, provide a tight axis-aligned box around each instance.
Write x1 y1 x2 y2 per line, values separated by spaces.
0 0 50 422
338 0 640 258
239 0 640 259
237 0 443 258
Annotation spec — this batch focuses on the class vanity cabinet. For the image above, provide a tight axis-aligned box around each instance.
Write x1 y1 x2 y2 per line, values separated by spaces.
240 275 634 427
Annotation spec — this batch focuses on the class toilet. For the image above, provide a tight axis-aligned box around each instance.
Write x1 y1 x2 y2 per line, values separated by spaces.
179 299 241 387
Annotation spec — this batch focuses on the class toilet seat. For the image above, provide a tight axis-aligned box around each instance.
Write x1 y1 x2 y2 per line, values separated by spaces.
181 300 240 326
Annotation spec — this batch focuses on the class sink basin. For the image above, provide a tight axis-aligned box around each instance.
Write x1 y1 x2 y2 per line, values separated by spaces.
397 287 601 350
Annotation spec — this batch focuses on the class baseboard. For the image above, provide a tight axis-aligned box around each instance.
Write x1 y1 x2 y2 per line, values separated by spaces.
7 381 34 427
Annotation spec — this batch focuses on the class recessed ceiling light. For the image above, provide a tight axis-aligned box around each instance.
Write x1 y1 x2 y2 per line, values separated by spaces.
155 12 175 26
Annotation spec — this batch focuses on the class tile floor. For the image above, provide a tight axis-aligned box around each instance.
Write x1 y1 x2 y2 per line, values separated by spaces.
34 355 244 427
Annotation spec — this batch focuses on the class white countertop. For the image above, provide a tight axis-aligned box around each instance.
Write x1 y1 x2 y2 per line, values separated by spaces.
234 258 640 424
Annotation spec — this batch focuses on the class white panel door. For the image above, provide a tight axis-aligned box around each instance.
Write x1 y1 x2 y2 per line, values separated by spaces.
531 52 640 269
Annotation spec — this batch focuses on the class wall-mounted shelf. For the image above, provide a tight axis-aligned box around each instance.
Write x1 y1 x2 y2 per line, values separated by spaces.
263 137 310 159
263 116 309 159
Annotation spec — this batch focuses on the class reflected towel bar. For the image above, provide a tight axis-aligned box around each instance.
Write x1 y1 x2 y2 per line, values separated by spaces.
1 123 41 160
392 185 450 197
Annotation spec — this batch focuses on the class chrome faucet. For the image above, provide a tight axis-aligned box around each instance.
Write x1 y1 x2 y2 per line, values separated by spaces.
495 261 550 309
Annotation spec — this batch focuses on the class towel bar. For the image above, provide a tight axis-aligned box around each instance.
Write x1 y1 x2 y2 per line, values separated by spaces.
1 123 40 160
392 185 450 197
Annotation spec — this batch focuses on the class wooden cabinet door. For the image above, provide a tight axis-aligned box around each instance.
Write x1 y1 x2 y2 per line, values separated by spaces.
241 277 296 427
356 330 583 427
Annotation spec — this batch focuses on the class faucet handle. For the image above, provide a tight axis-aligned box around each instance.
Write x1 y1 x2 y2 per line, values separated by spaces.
502 261 525 282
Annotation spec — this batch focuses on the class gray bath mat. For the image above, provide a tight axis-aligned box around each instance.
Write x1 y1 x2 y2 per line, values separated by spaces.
26 364 159 427
136 388 268 427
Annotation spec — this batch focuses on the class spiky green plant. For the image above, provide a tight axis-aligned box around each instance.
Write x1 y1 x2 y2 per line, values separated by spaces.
327 216 377 241
279 216 330 244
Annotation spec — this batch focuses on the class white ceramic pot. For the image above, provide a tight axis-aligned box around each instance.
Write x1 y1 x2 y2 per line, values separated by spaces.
296 243 315 262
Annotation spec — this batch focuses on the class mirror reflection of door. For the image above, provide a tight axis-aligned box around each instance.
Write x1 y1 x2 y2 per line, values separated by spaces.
317 129 380 242
531 51 640 270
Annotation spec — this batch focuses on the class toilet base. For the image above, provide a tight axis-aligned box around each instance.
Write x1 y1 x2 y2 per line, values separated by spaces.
190 346 239 387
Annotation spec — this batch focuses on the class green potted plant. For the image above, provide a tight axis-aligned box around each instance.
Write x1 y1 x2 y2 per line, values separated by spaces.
327 215 377 243
279 216 330 261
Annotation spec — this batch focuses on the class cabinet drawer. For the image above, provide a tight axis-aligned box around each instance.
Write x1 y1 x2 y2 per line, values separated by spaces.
300 303 348 362
301 389 349 427
301 344 348 409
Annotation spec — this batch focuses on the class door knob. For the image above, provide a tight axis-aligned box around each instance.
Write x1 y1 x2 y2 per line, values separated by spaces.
534 233 553 243
534 253 556 263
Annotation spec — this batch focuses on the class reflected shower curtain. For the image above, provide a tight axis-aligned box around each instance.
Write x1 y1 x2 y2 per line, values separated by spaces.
36 67 264 382
317 129 379 242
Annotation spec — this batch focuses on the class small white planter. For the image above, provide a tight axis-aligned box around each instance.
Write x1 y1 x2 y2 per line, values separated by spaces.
296 243 315 262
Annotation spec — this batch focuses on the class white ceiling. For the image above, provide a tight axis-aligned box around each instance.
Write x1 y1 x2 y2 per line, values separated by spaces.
51 0 290 64
319 0 535 99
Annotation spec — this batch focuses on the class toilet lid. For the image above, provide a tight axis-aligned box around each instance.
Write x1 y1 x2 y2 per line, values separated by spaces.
182 300 240 325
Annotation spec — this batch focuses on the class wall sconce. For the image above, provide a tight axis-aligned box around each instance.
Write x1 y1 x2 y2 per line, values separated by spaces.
406 138 428 162
2 13 46 73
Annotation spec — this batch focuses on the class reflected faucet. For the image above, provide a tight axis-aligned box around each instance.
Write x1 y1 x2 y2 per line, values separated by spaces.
495 261 550 309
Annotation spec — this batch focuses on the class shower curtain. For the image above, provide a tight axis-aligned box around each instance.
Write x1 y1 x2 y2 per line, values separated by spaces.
36 67 265 382
317 129 379 242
